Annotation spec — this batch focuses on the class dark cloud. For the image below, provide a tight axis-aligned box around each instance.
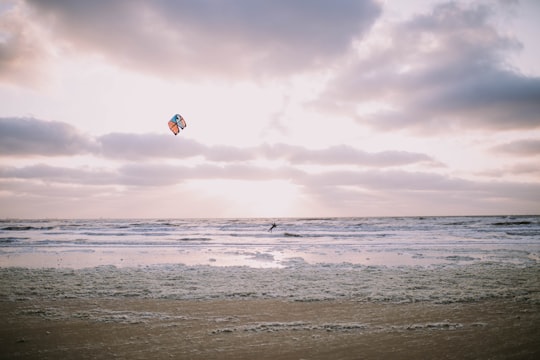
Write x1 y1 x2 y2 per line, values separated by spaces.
1 117 438 167
23 0 381 78
316 2 540 132
0 117 96 156
490 139 540 156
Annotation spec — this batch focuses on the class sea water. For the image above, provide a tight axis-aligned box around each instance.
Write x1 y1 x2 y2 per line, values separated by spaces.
1 216 538 269
1 216 539 303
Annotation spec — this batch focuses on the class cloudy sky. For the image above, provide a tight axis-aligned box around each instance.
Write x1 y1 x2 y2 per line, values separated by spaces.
1 0 539 218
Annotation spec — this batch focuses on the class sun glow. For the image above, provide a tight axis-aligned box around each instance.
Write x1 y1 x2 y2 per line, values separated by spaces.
186 179 303 218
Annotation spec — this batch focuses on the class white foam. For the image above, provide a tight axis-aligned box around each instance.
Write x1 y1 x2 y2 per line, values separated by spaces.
211 322 369 334
16 306 192 324
1 262 538 304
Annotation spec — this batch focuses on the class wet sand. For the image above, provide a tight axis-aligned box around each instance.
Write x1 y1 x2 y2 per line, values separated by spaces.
1 299 539 360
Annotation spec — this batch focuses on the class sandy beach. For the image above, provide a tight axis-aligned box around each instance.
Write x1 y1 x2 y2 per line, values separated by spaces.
2 298 539 359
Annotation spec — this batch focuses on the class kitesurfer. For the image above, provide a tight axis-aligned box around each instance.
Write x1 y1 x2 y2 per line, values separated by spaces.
268 222 277 232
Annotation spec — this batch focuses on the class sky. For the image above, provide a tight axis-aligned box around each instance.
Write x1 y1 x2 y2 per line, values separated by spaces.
1 0 539 219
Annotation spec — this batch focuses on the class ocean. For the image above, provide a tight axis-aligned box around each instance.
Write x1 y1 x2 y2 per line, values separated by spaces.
1 216 539 269
1 215 539 303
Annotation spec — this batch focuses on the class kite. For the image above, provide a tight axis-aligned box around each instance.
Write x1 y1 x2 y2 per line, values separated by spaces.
168 114 187 136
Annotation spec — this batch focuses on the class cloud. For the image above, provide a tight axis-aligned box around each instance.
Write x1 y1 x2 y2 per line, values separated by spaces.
479 162 540 178
0 117 537 217
98 132 439 167
117 162 306 187
0 161 304 187
2 162 538 217
258 143 439 167
304 169 473 192
0 117 96 156
0 153 530 202
1 117 438 167
21 0 381 78
316 2 540 132
0 164 118 185
300 168 540 215
490 139 540 156
0 2 54 85
98 133 205 160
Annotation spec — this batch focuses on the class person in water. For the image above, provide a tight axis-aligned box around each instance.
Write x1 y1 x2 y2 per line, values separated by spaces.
268 223 277 232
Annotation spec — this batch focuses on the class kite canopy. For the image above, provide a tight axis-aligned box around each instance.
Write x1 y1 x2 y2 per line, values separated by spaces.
168 114 186 135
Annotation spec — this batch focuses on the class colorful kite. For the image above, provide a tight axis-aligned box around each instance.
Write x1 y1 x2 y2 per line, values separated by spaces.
168 114 187 136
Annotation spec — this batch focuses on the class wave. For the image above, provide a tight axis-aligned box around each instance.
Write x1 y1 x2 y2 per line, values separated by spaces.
178 237 212 242
284 232 302 237
492 221 533 226
1 226 56 231
0 237 27 243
